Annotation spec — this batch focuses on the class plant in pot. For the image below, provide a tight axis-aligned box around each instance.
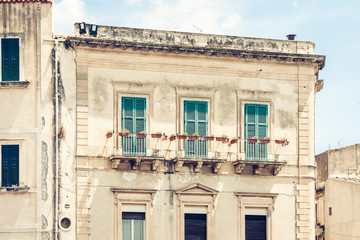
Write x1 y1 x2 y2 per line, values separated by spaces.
106 130 113 138
275 138 288 146
247 136 258 143
230 137 238 144
119 129 130 137
177 133 188 140
188 133 200 140
260 136 271 143
169 134 176 141
151 132 162 138
216 134 228 142
203 135 215 141
136 131 147 138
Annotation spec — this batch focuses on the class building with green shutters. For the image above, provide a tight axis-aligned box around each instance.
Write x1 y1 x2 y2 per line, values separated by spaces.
0 1 326 240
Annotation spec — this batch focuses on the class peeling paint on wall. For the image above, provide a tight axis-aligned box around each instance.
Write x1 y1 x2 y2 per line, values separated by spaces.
41 141 49 201
41 232 50 240
42 215 48 229
122 172 137 182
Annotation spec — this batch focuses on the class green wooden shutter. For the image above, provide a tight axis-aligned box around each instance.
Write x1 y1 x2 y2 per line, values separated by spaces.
2 39 19 81
135 98 146 133
245 104 268 160
1 145 19 187
184 101 208 136
122 98 134 133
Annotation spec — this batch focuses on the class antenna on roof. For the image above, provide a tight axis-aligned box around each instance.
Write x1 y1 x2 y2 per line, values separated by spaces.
193 25 203 33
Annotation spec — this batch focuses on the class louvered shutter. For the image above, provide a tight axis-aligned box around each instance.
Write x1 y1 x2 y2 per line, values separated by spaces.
2 39 19 81
197 102 207 136
245 215 266 240
258 106 268 139
185 102 196 135
1 145 19 187
135 98 146 133
122 98 134 133
245 105 256 139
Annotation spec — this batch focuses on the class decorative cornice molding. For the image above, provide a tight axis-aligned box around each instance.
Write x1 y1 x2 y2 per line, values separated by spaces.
0 0 52 3
65 37 326 69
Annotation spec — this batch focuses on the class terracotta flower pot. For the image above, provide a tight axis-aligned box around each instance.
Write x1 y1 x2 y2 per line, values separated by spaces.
247 138 258 143
151 134 162 138
169 136 176 141
203 136 214 141
216 137 229 142
119 132 130 137
230 139 238 144
106 133 113 138
188 136 199 140
136 133 147 138
177 135 187 140
260 139 270 143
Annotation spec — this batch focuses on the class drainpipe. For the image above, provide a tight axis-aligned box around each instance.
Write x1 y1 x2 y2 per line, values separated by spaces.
54 39 60 240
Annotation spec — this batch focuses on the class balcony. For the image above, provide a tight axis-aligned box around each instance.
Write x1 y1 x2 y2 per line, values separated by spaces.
108 133 288 175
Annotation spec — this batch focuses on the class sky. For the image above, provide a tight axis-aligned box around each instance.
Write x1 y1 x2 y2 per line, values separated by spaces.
53 0 360 154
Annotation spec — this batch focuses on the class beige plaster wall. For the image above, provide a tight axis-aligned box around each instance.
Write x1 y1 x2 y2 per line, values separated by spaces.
324 179 360 240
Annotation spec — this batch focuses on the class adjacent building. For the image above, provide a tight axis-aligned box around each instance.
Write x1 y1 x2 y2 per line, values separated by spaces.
315 144 360 240
0 0 54 240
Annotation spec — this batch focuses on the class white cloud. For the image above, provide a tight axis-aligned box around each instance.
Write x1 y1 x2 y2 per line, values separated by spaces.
53 0 93 35
125 0 243 35
292 1 298 10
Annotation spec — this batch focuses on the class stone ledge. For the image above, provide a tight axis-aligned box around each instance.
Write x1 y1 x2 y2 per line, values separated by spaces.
233 160 287 175
0 80 30 89
0 186 30 193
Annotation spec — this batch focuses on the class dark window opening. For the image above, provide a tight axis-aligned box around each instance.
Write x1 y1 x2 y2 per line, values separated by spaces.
1 145 19 187
1 38 19 81
245 215 266 240
185 213 206 240
122 212 145 240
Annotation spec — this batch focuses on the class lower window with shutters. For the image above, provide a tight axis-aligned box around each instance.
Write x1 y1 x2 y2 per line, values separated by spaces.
122 212 145 240
245 215 266 240
1 145 19 187
1 38 20 82
185 213 207 240
244 104 268 161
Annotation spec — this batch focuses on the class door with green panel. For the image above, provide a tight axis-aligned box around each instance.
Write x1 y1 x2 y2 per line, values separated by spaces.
245 104 268 160
122 97 146 155
184 101 208 158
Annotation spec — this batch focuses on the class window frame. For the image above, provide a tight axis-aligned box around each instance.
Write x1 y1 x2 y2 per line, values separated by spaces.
114 83 154 151
0 139 25 188
112 188 156 240
0 34 24 83
235 192 277 240
239 100 273 158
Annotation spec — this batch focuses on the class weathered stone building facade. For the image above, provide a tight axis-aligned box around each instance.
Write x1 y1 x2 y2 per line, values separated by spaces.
315 144 360 240
0 0 54 240
0 1 325 240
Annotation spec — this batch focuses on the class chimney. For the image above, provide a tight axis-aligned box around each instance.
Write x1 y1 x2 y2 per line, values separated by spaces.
286 34 296 40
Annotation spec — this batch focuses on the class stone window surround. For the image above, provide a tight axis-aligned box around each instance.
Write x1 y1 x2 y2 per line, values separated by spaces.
236 91 274 156
0 33 26 84
235 192 277 240
112 188 156 240
175 183 218 240
0 139 26 188
113 82 155 150
175 86 216 152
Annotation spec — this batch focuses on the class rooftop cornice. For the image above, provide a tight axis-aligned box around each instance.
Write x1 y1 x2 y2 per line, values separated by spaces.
0 0 52 3
65 36 326 69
